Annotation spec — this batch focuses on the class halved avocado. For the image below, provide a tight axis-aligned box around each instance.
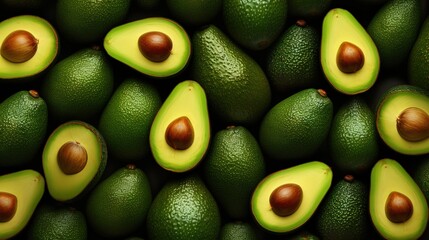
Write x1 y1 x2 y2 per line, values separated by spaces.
149 80 210 172
0 169 45 239
42 121 107 202
321 8 380 95
104 17 191 78
0 15 58 80
370 158 428 240
376 85 429 155
251 161 333 233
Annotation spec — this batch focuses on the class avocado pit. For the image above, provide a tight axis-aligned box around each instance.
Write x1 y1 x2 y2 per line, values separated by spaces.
57 141 88 175
270 183 303 217
1 30 39 63
0 192 17 222
336 41 364 74
165 116 194 150
138 31 173 62
385 191 413 223
396 107 429 142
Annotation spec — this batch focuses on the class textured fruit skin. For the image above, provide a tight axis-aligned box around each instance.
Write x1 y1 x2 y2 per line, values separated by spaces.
316 176 370 240
203 126 266 219
166 0 222 26
27 204 87 240
98 79 162 162
146 174 221 240
409 16 429 91
266 20 322 94
190 25 271 126
367 0 422 69
329 97 379 174
55 0 131 44
223 0 288 50
287 0 332 19
413 156 429 201
85 165 152 239
0 90 48 167
259 88 333 160
219 222 260 240
42 47 114 122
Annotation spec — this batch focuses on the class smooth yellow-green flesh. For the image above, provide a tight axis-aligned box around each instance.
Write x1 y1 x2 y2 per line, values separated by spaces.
150 80 210 172
377 93 429 155
0 15 58 79
0 170 44 239
104 17 191 78
370 159 428 240
321 8 379 95
43 123 102 202
251 161 333 233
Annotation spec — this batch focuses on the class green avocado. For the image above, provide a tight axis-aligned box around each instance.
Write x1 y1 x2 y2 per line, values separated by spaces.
0 15 58 80
376 85 429 155
370 158 428 240
104 17 191 78
149 80 210 172
0 169 45 239
321 8 380 95
408 15 429 91
42 121 107 202
251 161 333 233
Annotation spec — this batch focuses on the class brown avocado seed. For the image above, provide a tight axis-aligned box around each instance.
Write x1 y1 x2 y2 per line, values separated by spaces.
165 116 194 150
57 141 88 175
138 31 173 62
336 41 365 74
1 30 38 63
0 192 17 222
396 107 429 142
385 191 413 223
270 183 303 217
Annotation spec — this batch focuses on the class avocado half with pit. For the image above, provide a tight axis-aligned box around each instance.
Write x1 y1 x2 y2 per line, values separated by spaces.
0 15 58 80
251 161 333 233
321 8 380 95
104 17 191 78
376 85 429 155
42 121 107 202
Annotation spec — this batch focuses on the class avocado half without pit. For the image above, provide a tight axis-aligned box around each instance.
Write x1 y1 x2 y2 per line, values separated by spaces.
104 17 191 78
42 121 107 202
0 15 58 80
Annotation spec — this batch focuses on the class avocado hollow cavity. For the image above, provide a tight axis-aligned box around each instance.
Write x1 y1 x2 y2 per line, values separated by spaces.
396 107 429 142
1 30 38 63
0 192 17 222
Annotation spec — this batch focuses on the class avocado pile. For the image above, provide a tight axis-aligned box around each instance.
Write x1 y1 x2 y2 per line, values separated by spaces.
1 0 429 239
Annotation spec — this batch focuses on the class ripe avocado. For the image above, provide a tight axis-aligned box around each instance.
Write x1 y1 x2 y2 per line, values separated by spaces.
370 158 428 240
251 161 333 233
42 121 107 202
166 0 222 26
149 80 210 172
408 16 429 91
321 8 380 95
104 17 191 78
219 221 260 240
0 169 45 239
0 15 58 80
288 0 332 19
376 84 429 155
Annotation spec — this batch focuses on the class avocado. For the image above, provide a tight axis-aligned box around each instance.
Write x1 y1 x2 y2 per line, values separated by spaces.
0 169 45 239
190 24 271 126
0 90 48 167
219 221 260 240
367 0 422 70
413 155 429 201
370 158 428 240
146 174 221 240
376 84 429 155
316 175 371 240
222 0 288 50
408 16 429 91
203 125 266 220
42 120 107 202
98 78 162 162
329 96 379 174
321 8 380 95
27 204 87 240
104 17 191 78
259 88 333 161
287 0 332 19
289 230 320 240
86 164 152 239
41 46 115 122
166 0 222 26
265 20 323 94
149 80 210 173
0 15 57 80
251 161 333 233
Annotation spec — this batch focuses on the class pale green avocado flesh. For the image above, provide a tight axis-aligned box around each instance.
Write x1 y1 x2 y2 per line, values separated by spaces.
251 161 333 233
